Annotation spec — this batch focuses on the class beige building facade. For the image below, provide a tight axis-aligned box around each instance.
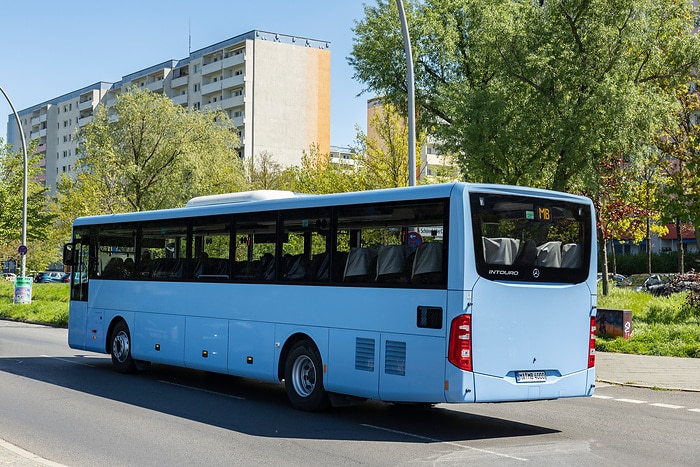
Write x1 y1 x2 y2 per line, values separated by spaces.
7 30 330 192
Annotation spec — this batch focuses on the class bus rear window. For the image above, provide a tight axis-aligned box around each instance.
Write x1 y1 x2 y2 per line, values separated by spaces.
470 192 591 284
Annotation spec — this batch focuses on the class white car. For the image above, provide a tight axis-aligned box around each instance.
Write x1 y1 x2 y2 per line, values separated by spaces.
2 273 16 282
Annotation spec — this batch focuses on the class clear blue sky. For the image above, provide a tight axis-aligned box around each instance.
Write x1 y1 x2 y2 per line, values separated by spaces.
1 0 372 149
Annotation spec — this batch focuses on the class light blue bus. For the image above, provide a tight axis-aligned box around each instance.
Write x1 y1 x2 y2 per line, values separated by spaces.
63 183 597 411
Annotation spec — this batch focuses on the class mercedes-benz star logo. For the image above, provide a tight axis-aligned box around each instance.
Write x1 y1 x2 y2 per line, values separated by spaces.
532 268 540 278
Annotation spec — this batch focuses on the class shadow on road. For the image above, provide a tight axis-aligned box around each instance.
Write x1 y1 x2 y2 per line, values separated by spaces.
0 354 559 443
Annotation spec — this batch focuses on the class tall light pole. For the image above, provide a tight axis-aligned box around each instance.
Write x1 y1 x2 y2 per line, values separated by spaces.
0 85 29 278
395 0 417 187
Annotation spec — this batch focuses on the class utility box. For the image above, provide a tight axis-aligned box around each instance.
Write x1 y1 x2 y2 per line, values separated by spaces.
596 308 632 339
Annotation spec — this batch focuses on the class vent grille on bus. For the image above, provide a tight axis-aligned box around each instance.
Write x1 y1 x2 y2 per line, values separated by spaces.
417 306 443 329
384 340 407 376
355 337 375 372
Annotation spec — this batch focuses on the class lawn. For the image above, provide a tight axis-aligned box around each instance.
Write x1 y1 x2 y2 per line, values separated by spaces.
0 281 69 327
597 285 700 358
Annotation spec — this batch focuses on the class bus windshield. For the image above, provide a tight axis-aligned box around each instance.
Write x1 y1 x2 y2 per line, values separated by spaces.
471 192 592 284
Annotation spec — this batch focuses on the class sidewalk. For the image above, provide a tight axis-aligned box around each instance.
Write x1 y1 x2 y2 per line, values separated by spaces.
596 351 700 392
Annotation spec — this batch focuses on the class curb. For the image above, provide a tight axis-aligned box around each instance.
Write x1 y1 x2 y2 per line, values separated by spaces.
597 378 700 393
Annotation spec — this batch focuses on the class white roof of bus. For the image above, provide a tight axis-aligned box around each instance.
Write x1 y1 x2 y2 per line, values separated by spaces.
71 183 592 226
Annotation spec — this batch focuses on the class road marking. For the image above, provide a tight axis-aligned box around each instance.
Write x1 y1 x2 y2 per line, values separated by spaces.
361 424 529 462
596 393 700 413
650 403 684 409
41 355 97 367
158 380 245 399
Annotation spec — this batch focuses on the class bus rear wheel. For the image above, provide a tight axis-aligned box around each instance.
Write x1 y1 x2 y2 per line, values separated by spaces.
110 321 137 373
284 340 330 411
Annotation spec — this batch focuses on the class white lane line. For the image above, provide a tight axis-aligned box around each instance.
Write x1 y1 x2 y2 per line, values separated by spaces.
41 355 97 367
615 398 646 404
592 395 614 399
688 408 700 413
361 424 529 462
649 403 684 410
158 380 245 399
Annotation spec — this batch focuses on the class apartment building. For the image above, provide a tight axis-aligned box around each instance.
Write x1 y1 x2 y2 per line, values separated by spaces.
6 30 331 192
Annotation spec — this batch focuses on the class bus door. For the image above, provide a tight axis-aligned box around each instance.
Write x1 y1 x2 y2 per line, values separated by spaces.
64 229 90 349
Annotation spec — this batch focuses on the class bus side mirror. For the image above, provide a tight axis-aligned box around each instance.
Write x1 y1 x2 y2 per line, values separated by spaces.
63 243 75 266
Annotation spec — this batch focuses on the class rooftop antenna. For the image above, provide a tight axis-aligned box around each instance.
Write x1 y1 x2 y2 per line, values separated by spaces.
188 18 192 54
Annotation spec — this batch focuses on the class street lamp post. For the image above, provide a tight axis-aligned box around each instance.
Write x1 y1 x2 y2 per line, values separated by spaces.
0 85 29 278
395 0 417 187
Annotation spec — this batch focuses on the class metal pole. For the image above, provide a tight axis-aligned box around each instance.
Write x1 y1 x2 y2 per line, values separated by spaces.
0 85 29 277
395 0 417 187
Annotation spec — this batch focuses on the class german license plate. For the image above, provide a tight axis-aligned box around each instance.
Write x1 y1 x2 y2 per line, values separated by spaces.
516 371 546 383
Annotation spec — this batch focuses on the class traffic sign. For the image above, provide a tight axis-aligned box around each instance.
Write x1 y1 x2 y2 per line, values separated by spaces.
18 245 27 256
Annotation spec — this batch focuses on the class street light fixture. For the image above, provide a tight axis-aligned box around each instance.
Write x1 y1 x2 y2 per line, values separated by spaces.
0 85 29 278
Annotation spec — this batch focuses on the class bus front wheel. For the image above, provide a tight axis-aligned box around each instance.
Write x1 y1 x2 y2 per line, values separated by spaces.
110 321 137 373
284 341 330 411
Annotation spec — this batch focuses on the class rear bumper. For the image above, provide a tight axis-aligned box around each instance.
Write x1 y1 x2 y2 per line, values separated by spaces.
444 366 595 403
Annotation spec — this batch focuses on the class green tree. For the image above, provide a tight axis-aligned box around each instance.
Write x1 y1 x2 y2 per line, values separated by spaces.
58 87 245 219
0 140 56 271
656 84 700 273
352 100 423 189
285 143 363 194
350 0 700 192
246 151 286 190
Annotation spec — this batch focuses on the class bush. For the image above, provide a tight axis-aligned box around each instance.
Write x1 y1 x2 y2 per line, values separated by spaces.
602 251 700 276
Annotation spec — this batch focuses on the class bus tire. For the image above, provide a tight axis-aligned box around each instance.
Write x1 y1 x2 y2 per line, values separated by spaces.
110 321 137 373
284 340 330 411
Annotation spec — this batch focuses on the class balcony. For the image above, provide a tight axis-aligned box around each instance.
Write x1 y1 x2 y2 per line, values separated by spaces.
221 74 244 89
30 113 47 126
171 75 188 88
221 95 244 110
202 60 222 76
201 81 222 96
78 115 93 126
37 144 46 153
233 116 244 127
223 53 244 69
172 93 188 106
146 80 164 92
30 128 47 139
202 102 223 113
78 99 93 111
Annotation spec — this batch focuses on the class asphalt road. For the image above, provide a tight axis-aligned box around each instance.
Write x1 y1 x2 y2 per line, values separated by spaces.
1 320 699 466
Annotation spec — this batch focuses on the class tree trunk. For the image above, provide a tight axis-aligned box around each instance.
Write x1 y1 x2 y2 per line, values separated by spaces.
676 218 685 274
646 216 652 274
600 228 610 296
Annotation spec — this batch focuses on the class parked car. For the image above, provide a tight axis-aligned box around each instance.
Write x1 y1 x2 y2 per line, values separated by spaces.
622 273 674 295
2 272 16 282
34 271 66 283
597 273 627 287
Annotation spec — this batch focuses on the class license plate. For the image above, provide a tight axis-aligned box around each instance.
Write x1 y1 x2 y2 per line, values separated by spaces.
516 371 546 383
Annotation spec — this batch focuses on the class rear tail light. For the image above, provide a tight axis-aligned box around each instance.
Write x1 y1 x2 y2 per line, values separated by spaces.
588 316 596 368
449 314 472 371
